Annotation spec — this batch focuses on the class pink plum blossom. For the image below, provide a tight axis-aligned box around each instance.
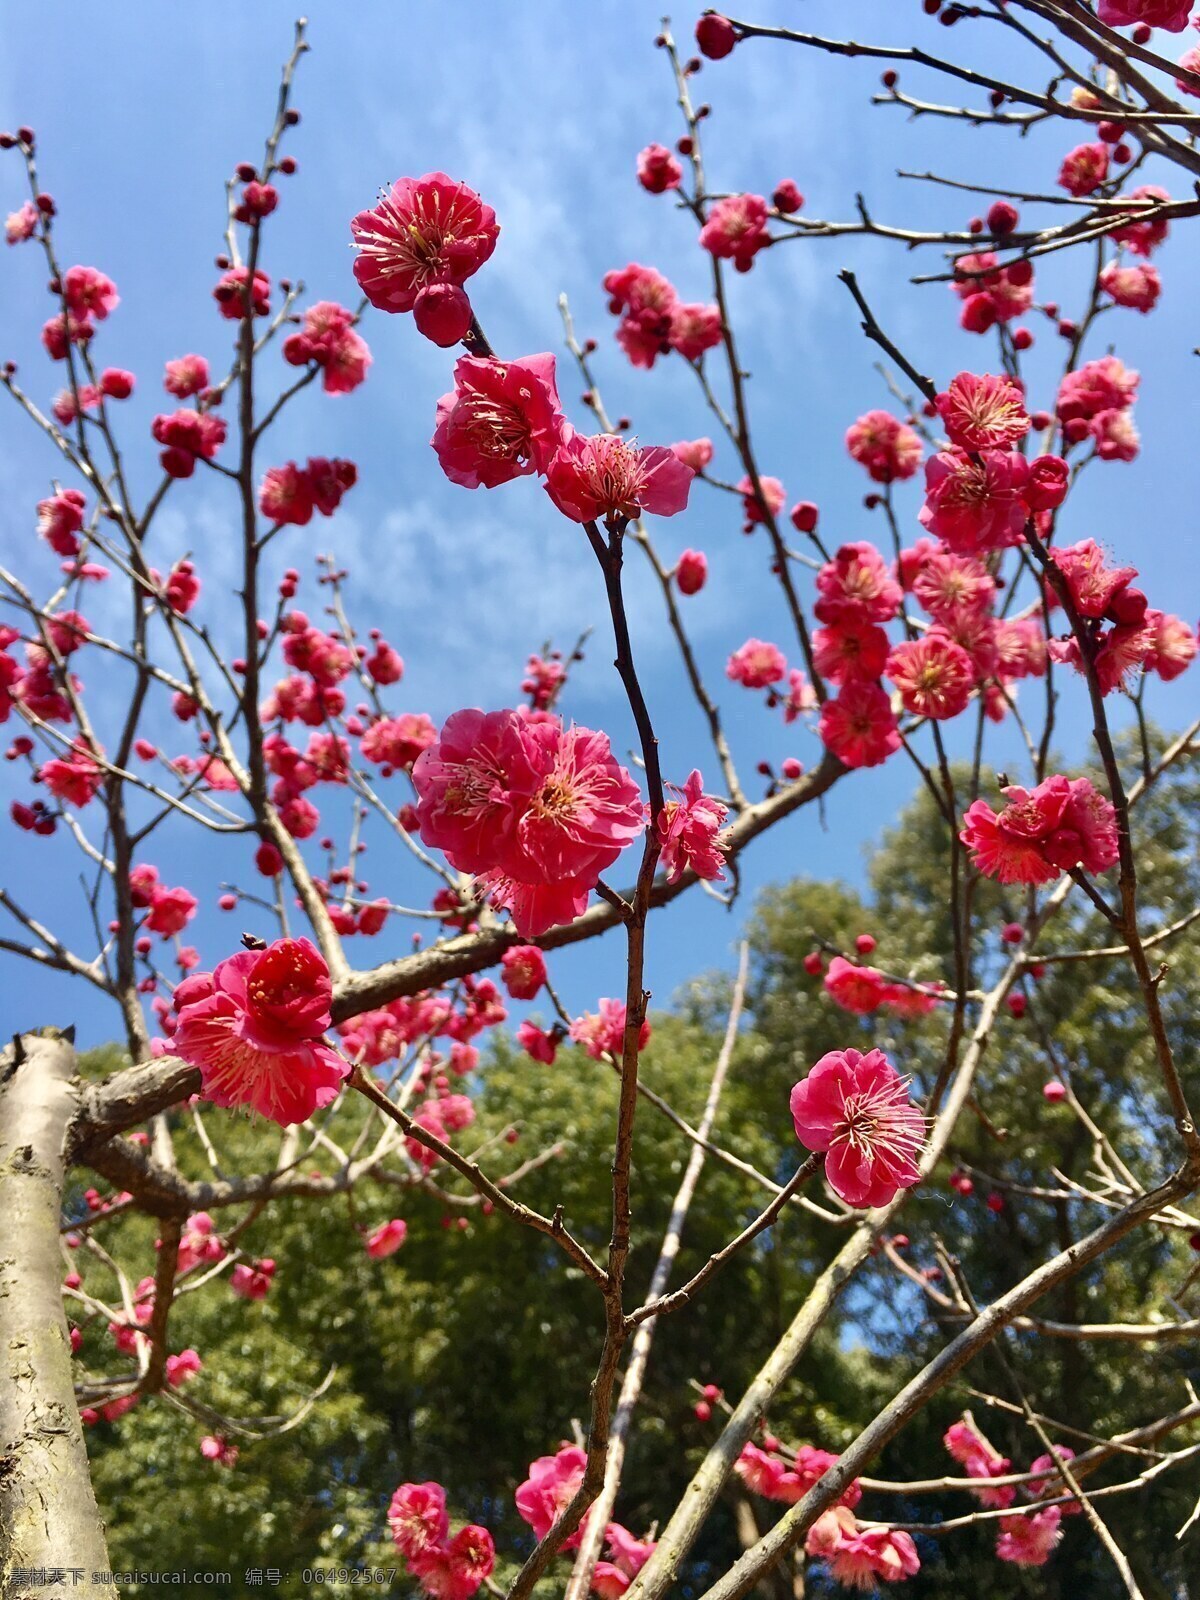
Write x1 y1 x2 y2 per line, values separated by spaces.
996 1507 1063 1567
935 372 1030 450
698 193 770 269
515 1445 587 1544
351 174 498 314
544 433 693 522
656 770 729 883
365 1218 409 1258
637 143 683 193
886 634 975 720
501 945 548 1000
170 938 350 1125
845 411 922 483
790 1047 925 1208
1097 0 1193 27
725 638 786 689
432 354 565 488
815 543 902 625
818 682 901 769
919 449 1030 555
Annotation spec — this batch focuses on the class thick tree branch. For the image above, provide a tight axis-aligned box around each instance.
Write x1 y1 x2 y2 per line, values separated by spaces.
0 1032 116 1595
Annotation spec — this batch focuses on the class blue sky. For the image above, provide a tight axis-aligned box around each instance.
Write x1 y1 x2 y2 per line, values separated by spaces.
1 2 1197 1049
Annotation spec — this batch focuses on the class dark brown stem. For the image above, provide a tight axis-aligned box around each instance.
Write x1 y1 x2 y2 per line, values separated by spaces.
350 1064 607 1286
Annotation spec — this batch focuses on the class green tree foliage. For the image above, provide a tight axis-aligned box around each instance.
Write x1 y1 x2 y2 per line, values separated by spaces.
78 746 1200 1598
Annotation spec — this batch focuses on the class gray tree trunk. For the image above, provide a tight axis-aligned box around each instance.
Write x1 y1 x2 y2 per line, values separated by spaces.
1 1031 116 1597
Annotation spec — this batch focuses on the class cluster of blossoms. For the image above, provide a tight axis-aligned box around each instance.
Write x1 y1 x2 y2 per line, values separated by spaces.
153 558 201 615
163 941 480 1163
1056 355 1141 463
7 139 538 1471
107 1275 156 1356
513 1445 655 1597
804 1507 920 1590
14 62 1198 1569
735 1433 919 1588
405 702 725 940
921 373 1068 557
423 340 692 521
71 1202 254 1429
230 1257 276 1300
811 539 905 769
2 600 92 781
945 1415 1080 1569
214 264 271 320
282 299 371 392
387 1482 495 1600
338 979 507 1070
259 456 357 525
411 707 645 937
128 863 198 943
812 532 1014 769
38 263 119 359
603 262 722 368
735 1437 862 1509
243 593 419 846
725 637 814 728
568 998 651 1062
1045 537 1196 694
796 361 1192 782
521 652 567 710
816 954 945 1022
896 541 1047 721
960 774 1119 887
950 251 1034 336
339 984 500 1177
359 711 435 773
152 406 227 479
